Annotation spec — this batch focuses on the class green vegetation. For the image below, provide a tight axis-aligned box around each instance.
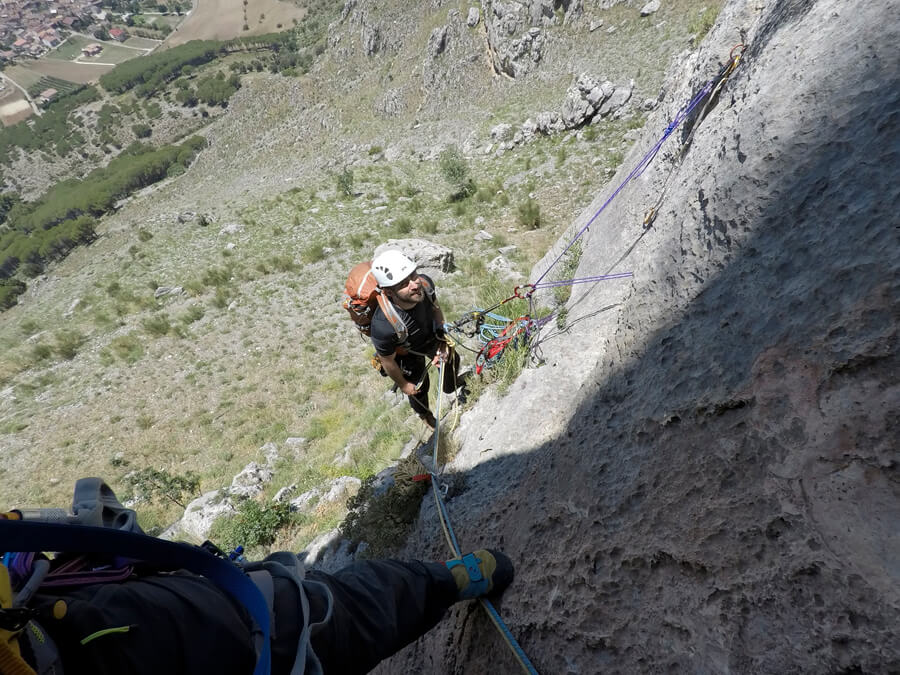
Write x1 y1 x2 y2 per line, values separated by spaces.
438 145 475 200
517 197 541 229
341 455 429 557
102 335 144 364
195 72 242 107
210 499 296 553
0 136 207 310
0 193 19 224
553 241 583 328
124 467 200 508
336 167 354 197
689 7 720 43
0 279 26 310
99 40 224 96
0 86 99 164
132 122 152 138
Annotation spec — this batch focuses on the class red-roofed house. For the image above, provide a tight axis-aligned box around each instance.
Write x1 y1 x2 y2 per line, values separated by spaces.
108 27 127 41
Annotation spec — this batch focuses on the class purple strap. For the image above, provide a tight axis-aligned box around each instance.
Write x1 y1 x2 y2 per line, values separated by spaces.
532 78 716 288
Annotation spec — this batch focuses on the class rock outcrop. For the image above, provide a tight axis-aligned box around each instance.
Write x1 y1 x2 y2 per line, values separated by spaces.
373 238 455 279
375 0 900 672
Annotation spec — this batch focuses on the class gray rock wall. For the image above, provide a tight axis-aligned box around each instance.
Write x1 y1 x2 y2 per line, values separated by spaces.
375 0 900 672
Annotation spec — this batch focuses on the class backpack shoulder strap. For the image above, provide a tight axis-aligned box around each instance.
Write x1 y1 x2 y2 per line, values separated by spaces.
374 291 408 345
420 277 436 305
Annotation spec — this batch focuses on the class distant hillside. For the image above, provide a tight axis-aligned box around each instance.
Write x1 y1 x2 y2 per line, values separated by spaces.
0 0 714 526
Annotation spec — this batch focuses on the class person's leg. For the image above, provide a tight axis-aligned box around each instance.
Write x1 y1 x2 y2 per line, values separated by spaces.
304 560 456 675
440 348 462 395
304 551 513 675
400 355 434 426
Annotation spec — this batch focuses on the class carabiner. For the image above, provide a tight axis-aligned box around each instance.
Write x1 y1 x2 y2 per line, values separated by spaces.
513 284 536 299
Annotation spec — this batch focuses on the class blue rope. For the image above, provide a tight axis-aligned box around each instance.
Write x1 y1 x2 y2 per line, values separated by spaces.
481 598 540 675
427 373 539 673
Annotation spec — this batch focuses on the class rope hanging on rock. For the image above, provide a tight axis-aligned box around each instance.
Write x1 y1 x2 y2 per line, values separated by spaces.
413 362 540 674
459 47 747 365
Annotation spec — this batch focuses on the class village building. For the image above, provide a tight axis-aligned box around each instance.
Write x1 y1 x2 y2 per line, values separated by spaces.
81 42 101 56
38 88 57 104
38 28 60 47
108 27 127 41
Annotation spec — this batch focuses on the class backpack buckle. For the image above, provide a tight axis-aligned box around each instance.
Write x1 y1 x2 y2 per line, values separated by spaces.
0 606 37 631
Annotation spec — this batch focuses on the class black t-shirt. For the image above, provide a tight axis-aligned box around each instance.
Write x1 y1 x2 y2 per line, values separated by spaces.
370 274 438 357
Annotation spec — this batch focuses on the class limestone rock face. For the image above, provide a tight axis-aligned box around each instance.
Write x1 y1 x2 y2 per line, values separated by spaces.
376 0 900 672
170 489 234 541
482 1 554 77
640 0 660 16
426 25 449 58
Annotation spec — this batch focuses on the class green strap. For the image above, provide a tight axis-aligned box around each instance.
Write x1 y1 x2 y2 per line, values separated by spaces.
80 625 132 645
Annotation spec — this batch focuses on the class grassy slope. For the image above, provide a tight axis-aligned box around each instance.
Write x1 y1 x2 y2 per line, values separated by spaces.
0 0 720 551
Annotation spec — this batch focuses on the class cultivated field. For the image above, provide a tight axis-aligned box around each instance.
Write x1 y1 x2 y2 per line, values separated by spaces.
20 58 113 84
125 36 164 49
2 65 44 91
164 0 305 47
0 87 31 127
45 35 148 66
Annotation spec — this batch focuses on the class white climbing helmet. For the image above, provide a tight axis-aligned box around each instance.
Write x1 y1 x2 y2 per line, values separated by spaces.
371 250 417 287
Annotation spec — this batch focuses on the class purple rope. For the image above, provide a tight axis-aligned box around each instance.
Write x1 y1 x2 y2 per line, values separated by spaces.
532 78 717 287
533 272 633 289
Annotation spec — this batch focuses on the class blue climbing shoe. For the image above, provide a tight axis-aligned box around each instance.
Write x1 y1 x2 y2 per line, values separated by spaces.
445 549 514 600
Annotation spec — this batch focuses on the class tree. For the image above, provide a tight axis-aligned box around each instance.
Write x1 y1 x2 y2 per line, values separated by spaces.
94 27 111 41
125 467 200 508
131 123 152 138
438 145 475 199
0 279 26 311
0 193 19 224
336 168 354 197
175 86 198 106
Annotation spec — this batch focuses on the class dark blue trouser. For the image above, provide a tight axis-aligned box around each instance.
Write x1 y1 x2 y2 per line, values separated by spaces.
303 560 458 674
398 350 462 421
